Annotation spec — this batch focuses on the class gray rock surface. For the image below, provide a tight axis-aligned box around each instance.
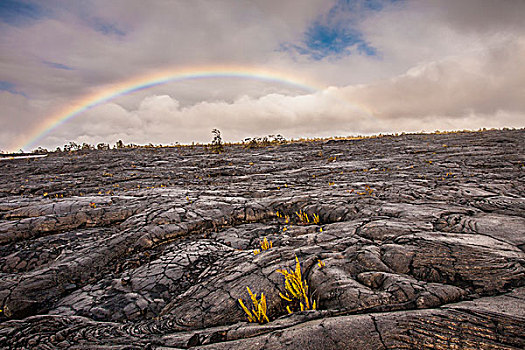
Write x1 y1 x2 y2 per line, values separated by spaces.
0 129 524 349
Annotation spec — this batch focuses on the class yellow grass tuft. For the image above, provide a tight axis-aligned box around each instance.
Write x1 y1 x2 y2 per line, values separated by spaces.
238 287 269 324
254 237 273 255
260 237 272 250
276 256 316 313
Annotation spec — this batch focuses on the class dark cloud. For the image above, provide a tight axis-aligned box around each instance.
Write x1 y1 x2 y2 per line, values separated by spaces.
342 38 525 119
425 0 525 33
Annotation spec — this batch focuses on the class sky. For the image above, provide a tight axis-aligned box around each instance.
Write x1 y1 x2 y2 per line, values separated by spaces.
1 0 524 152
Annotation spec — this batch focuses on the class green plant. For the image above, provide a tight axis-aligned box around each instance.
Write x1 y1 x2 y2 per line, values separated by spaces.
238 287 269 324
276 256 316 314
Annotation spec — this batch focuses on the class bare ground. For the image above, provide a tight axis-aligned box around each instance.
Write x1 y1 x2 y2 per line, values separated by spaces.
0 129 524 349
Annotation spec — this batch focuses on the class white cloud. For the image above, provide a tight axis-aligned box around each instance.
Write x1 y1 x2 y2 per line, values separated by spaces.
49 90 371 148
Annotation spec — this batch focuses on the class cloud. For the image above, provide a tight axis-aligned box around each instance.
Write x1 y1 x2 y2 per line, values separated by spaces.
46 33 523 150
283 0 390 60
45 91 371 149
0 0 331 96
43 61 74 71
0 90 48 151
341 38 525 120
1 1 524 152
422 0 525 34
0 81 25 96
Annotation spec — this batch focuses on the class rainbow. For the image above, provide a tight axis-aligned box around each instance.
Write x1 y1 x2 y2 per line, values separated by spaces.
10 65 362 152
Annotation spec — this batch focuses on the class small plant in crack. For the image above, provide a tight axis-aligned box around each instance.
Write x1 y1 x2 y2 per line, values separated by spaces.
275 210 290 224
355 185 374 196
254 237 272 255
277 210 320 226
276 256 316 314
295 210 321 225
260 237 272 250
238 287 269 324
296 210 310 223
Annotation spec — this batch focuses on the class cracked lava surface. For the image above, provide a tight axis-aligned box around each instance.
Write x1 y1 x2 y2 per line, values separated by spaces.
0 129 524 349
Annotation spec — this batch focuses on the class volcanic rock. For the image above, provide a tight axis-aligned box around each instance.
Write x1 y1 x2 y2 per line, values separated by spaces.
0 129 524 349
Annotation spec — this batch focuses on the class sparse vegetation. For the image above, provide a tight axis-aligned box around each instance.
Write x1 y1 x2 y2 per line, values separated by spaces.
115 140 125 149
296 210 310 224
97 143 110 150
63 141 81 152
295 210 321 225
253 237 273 255
209 128 224 153
243 134 286 148
275 211 290 224
276 210 321 225
238 255 318 324
32 147 49 154
11 127 512 156
238 287 269 324
355 185 374 196
276 256 316 314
